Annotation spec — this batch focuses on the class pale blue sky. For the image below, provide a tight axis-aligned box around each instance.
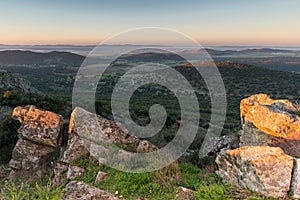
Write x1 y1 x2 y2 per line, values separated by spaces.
1 0 300 45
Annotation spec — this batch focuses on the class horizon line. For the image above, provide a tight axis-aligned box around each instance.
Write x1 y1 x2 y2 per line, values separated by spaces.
2 44 300 47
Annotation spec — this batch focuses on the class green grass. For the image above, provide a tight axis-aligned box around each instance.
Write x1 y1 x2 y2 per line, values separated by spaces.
70 155 236 199
1 156 288 200
0 179 63 200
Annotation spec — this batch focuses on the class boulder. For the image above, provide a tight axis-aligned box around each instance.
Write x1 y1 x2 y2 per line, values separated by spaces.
65 107 142 168
9 138 55 181
64 181 119 200
216 146 293 198
240 94 300 157
69 107 140 150
240 94 300 139
12 105 63 147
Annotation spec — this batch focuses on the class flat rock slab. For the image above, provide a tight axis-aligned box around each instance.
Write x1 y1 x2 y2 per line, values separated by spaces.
64 181 119 200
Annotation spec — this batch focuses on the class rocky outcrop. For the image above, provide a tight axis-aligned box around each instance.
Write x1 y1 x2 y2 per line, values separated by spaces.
64 181 119 200
240 94 300 157
216 146 293 198
9 105 63 181
54 107 172 185
0 70 42 96
12 105 63 147
217 94 300 199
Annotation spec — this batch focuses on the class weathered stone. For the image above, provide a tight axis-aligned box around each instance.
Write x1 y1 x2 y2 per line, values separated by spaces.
67 165 85 180
176 187 195 200
12 105 63 147
200 135 239 156
69 107 140 151
240 94 300 140
216 146 293 198
291 159 300 199
60 135 89 164
9 138 55 181
240 121 300 158
53 163 68 187
95 171 108 183
137 140 158 153
240 94 300 157
64 181 119 200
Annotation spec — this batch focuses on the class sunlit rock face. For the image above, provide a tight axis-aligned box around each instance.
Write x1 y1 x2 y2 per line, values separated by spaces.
240 94 300 139
9 105 63 181
12 105 63 147
216 146 293 198
240 94 300 157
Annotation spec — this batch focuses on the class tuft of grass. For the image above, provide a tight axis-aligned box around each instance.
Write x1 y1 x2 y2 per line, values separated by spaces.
195 184 231 200
0 179 63 200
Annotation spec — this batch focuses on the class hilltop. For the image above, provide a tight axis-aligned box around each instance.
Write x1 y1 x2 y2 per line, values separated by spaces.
0 50 85 66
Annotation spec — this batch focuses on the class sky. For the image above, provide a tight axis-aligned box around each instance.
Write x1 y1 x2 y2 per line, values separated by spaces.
1 0 300 46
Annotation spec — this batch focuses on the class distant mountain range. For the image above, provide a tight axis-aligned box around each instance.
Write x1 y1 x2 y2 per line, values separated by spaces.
0 48 300 72
0 50 85 66
180 48 299 56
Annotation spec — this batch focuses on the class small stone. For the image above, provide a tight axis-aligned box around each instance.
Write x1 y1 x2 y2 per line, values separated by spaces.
137 140 158 153
176 187 195 200
67 165 85 180
53 163 68 187
95 171 108 183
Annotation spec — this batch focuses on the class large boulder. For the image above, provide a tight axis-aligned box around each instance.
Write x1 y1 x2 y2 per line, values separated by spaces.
69 107 140 149
12 105 63 147
240 94 300 157
216 146 293 198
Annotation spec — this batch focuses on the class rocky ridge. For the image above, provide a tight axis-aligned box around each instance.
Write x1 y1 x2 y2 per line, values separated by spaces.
6 105 183 199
